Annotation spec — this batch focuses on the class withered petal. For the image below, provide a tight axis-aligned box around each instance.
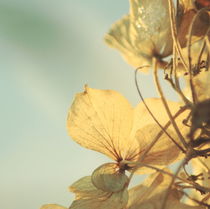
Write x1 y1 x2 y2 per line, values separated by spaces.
91 163 128 192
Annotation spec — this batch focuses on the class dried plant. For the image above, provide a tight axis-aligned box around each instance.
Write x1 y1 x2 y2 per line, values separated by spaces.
40 0 210 209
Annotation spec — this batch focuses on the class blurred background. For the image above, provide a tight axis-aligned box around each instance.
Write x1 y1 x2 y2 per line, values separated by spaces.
0 1 176 209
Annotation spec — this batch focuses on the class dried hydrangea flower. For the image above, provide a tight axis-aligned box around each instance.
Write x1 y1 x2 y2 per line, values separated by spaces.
67 86 186 190
127 170 204 209
104 0 173 70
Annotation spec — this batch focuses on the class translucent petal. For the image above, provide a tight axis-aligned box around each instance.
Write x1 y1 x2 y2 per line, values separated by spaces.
132 98 189 137
105 0 172 69
129 0 172 57
183 69 210 104
69 176 105 199
91 163 128 192
67 86 138 161
70 189 128 209
69 175 128 209
127 171 203 209
134 124 182 173
40 204 67 209
105 15 152 69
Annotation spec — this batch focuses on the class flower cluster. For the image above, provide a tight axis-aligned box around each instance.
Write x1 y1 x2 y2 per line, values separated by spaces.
41 0 210 208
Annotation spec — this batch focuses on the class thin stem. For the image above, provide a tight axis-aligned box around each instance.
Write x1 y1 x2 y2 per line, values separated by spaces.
153 57 188 148
161 158 186 209
173 43 191 106
135 68 185 151
168 0 188 71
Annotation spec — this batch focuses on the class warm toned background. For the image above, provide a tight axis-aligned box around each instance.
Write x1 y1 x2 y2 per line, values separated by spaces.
0 1 176 209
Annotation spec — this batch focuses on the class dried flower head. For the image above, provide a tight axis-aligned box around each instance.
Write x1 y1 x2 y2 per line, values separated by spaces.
104 0 173 70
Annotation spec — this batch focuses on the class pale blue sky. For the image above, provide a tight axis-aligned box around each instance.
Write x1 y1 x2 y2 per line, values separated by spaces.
0 1 177 209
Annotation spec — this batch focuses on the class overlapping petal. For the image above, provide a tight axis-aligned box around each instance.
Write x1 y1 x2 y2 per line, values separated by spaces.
68 87 186 173
127 171 204 209
91 163 128 192
134 124 181 173
69 176 128 209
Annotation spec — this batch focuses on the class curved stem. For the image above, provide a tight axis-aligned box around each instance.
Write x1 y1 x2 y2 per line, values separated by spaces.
135 68 185 151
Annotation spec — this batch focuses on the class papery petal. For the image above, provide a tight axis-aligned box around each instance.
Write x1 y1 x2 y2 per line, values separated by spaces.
129 0 172 57
91 163 128 192
181 38 209 68
134 124 182 173
127 171 203 209
105 15 151 70
67 86 137 161
40 204 67 209
69 176 128 209
192 70 210 101
184 68 210 102
105 0 172 70
70 189 128 209
127 98 189 170
69 176 105 199
132 98 189 137
127 171 167 207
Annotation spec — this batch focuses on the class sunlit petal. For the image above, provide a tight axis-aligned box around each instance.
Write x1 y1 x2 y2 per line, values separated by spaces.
91 163 128 192
40 204 67 209
127 171 203 209
105 0 172 69
67 86 138 161
69 175 128 209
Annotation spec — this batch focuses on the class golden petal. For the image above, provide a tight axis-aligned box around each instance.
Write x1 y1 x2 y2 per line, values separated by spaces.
132 98 190 139
134 124 182 173
104 15 152 69
40 204 67 209
69 176 105 199
67 86 136 161
69 175 128 209
127 171 203 209
129 0 172 57
91 163 128 192
105 0 173 69
69 188 128 209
